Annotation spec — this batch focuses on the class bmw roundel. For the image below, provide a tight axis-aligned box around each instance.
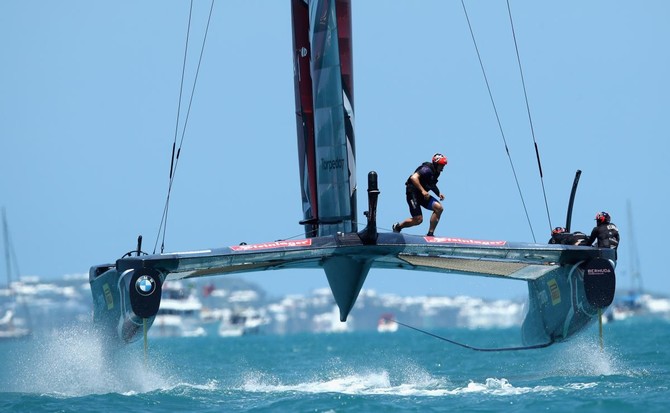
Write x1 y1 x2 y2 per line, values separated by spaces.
135 275 156 296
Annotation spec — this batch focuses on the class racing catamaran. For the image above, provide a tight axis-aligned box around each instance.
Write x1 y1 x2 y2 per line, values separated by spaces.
89 0 616 348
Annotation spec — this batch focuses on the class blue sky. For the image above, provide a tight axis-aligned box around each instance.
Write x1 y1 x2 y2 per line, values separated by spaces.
1 1 668 300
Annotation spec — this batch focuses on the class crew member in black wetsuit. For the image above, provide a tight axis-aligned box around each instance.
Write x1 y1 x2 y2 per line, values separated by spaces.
549 227 568 244
587 211 620 253
392 153 447 237
549 226 589 245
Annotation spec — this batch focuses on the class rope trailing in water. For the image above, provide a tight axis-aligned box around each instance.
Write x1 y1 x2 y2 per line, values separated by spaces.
393 319 554 352
154 0 216 254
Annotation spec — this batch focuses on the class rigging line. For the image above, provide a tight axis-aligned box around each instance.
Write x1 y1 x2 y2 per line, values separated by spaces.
393 319 554 352
154 0 216 254
177 0 216 150
161 0 216 253
171 0 195 181
154 0 195 254
506 0 553 232
279 228 318 241
460 0 536 242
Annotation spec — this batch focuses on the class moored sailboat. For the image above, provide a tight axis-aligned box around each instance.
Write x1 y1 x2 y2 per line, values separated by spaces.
1 208 31 340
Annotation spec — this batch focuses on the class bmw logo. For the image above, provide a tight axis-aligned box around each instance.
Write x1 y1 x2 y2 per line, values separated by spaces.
135 275 156 296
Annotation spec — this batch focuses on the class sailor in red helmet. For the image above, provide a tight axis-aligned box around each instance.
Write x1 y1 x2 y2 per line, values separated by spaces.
392 153 447 237
549 226 568 244
548 226 589 246
587 211 620 252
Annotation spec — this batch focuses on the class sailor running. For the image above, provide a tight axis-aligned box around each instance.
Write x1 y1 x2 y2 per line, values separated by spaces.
392 153 447 237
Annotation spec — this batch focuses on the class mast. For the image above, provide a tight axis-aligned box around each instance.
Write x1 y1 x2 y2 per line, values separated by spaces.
626 200 643 293
2 208 12 289
1 207 32 336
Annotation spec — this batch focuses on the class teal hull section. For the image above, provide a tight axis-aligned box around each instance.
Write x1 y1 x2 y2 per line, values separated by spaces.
89 265 160 345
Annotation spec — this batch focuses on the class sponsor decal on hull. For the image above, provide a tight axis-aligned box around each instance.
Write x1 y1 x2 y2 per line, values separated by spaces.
231 239 313 251
425 237 507 246
548 279 561 305
586 267 612 275
103 283 114 310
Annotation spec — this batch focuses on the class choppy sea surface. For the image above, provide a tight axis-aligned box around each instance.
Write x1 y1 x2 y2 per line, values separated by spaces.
1 318 668 412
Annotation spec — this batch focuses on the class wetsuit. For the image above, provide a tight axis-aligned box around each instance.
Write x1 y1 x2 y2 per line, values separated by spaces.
587 222 620 249
549 231 589 245
405 162 441 217
549 233 570 244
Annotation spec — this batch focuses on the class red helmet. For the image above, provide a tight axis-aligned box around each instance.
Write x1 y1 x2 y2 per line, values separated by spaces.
595 211 611 224
432 153 448 166
552 227 566 235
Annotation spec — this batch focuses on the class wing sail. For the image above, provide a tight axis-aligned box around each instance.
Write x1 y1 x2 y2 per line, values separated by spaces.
291 0 318 237
291 0 357 237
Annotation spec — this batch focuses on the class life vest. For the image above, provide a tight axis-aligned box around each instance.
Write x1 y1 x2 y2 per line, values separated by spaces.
406 162 440 194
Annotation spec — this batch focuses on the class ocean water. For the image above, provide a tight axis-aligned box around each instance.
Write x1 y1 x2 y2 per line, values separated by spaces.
1 318 668 412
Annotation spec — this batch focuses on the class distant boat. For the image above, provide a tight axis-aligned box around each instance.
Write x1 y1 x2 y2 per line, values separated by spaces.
0 309 30 339
607 302 639 322
605 293 670 323
606 201 645 322
150 281 206 338
377 313 398 333
218 307 269 337
1 208 31 340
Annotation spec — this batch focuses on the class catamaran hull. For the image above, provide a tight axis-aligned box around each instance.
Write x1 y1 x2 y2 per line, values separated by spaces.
89 229 616 347
521 258 615 345
89 265 163 345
